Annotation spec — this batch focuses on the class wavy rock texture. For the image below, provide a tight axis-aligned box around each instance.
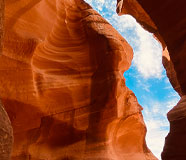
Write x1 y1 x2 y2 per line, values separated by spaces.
0 1 13 160
117 0 186 159
1 0 156 159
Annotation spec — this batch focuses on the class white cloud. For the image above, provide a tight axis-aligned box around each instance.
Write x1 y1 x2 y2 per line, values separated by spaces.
85 0 105 11
143 97 179 159
134 25 163 79
137 79 151 92
84 0 92 5
98 0 105 3
146 128 167 159
109 15 163 79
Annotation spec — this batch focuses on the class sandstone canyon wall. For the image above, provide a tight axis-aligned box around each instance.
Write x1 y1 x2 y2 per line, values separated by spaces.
0 0 157 160
117 0 186 159
0 0 13 159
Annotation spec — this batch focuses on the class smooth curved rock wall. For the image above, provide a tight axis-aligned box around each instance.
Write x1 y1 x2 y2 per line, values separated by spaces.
0 0 156 159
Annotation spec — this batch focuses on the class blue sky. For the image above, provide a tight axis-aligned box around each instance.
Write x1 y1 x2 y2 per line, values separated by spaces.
84 0 180 159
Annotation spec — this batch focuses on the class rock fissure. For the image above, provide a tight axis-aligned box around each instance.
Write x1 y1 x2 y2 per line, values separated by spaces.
117 0 186 159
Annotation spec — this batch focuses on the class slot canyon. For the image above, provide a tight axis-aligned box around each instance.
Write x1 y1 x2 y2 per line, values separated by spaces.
0 0 185 160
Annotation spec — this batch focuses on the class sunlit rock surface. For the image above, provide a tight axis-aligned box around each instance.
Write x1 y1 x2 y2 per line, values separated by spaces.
0 0 156 159
117 0 186 159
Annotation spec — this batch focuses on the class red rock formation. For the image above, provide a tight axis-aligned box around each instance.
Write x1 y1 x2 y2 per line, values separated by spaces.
117 0 186 95
1 0 157 159
137 0 186 95
162 48 183 96
163 96 186 160
117 0 186 159
116 0 182 95
0 1 13 159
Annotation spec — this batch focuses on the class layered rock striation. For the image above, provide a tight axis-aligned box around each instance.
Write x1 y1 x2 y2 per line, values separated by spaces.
1 0 156 159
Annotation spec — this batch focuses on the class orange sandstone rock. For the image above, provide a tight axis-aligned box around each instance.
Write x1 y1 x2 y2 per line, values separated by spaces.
116 0 157 33
162 48 183 96
0 1 13 159
0 0 156 159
